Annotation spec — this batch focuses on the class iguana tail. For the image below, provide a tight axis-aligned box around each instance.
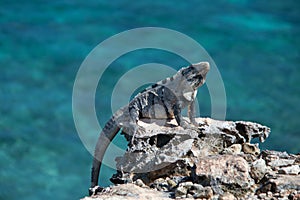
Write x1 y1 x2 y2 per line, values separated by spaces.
90 117 120 189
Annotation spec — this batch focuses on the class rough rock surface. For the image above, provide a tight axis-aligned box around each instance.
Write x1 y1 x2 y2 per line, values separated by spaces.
83 118 300 200
81 183 171 200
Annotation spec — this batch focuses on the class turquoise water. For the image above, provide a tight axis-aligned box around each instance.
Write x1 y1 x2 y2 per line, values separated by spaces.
1 1 299 199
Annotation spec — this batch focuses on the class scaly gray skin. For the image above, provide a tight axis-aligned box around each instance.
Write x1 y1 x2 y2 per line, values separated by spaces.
89 62 210 195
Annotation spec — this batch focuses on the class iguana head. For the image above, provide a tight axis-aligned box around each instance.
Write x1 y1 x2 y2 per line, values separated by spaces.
181 62 210 89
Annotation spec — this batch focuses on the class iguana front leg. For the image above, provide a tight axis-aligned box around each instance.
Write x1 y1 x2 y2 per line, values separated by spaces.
188 99 198 126
173 102 190 128
175 99 201 130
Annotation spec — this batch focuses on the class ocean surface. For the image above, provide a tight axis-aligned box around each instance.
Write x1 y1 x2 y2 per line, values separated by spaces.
1 1 299 199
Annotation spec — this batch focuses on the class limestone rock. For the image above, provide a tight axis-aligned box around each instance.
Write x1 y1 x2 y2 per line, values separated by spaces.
261 150 296 169
194 155 254 189
82 117 300 200
250 158 268 183
242 143 260 155
197 118 270 144
259 174 300 193
115 117 270 177
116 119 198 174
175 184 188 198
222 144 242 155
192 186 213 199
268 159 295 168
81 183 171 200
219 192 236 200
278 165 300 175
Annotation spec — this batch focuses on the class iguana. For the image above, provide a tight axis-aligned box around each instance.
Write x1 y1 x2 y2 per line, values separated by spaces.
89 62 210 195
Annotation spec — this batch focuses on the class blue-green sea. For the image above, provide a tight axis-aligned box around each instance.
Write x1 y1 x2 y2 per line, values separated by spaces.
1 1 299 199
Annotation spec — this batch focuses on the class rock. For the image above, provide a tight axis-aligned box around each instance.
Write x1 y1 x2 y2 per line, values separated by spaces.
116 129 196 174
290 193 300 200
197 118 270 144
258 193 267 199
194 155 254 189
175 182 214 199
179 181 194 188
279 189 288 197
222 144 242 155
268 159 295 168
244 194 259 200
250 158 268 182
278 165 300 175
152 178 169 191
113 117 271 185
175 183 188 198
166 179 177 189
219 192 236 200
260 175 300 193
261 150 290 159
261 150 296 168
273 192 280 198
267 191 273 197
242 143 260 155
134 179 146 188
81 183 171 200
190 183 204 192
82 117 300 200
192 186 213 199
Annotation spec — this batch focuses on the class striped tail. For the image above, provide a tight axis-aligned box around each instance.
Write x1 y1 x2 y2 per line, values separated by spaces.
90 117 120 190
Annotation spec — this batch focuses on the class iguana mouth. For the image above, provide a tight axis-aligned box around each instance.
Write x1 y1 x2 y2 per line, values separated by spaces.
193 61 210 73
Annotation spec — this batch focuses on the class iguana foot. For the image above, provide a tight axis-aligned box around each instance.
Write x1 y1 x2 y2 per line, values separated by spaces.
180 119 197 129
181 120 205 133
89 185 103 196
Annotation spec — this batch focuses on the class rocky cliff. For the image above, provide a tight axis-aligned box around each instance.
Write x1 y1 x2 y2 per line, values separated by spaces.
82 118 300 200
